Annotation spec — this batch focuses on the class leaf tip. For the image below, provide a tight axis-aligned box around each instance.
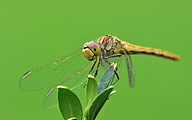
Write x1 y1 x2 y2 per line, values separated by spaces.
57 85 68 89
88 75 94 78
111 62 117 68
108 86 114 89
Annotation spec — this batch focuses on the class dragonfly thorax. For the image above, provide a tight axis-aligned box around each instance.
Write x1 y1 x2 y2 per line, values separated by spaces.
82 41 101 61
97 35 122 57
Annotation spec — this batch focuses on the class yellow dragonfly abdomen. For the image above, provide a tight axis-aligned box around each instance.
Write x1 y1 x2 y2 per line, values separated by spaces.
121 41 180 61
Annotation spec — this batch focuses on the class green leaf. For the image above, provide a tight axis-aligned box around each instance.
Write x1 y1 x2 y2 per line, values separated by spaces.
98 63 116 94
57 86 83 120
84 76 98 118
88 86 114 120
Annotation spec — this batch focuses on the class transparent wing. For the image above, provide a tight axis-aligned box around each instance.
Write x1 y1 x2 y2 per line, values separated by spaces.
44 87 58 108
19 48 92 91
124 51 135 88
43 76 88 108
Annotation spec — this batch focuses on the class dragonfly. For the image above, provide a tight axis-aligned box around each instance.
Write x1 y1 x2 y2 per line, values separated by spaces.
19 35 180 108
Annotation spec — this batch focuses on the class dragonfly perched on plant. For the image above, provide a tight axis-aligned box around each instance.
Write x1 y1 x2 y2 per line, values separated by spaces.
20 35 180 108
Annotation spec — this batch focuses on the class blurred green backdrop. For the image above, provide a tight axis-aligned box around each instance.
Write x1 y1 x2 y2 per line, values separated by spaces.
0 0 191 120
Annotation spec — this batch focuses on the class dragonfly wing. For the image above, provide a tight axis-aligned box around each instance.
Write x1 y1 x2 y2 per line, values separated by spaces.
124 52 135 88
43 76 88 108
19 48 92 91
44 87 57 108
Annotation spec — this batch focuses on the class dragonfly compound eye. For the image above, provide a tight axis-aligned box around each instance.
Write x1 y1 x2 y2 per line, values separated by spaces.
82 41 100 61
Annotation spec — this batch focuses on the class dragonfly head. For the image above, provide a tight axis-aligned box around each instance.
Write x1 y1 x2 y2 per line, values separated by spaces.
82 41 100 61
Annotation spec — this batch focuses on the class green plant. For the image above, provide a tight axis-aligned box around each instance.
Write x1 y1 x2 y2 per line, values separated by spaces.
57 63 117 120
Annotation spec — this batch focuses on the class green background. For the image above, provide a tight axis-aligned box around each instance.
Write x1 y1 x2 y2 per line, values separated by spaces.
0 0 191 120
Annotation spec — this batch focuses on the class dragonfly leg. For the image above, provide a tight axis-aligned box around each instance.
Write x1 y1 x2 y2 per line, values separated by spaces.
90 55 104 76
83 59 98 88
107 54 122 59
104 55 122 85
88 59 97 74
104 55 122 72
111 70 120 86
105 55 122 66
94 60 100 77
84 60 101 88
108 55 122 65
